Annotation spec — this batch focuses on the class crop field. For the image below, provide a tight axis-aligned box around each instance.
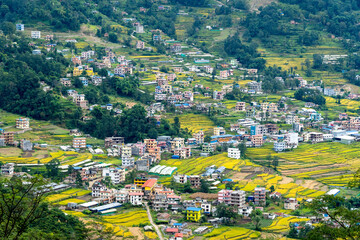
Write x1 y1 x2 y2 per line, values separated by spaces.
204 227 261 240
46 187 91 203
325 96 360 111
144 231 157 239
57 198 86 206
263 217 309 233
160 152 260 176
247 143 360 185
62 210 87 218
61 188 92 196
233 174 325 199
173 113 215 133
46 194 70 203
102 209 149 227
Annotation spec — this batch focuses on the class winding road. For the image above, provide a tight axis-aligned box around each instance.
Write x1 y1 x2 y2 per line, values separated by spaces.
144 202 164 240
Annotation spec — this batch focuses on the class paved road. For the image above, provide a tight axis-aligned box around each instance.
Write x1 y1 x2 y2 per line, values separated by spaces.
144 202 164 240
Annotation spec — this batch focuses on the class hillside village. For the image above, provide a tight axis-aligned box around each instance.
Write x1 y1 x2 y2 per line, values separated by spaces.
0 0 360 239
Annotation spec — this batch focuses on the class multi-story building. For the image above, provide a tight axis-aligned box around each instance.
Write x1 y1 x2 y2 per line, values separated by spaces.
218 189 232 204
115 189 129 203
135 24 144 33
273 141 286 152
144 139 157 151
201 202 212 214
171 138 185 151
265 124 279 135
73 137 86 149
251 134 263 147
286 115 300 125
105 137 124 148
214 127 226 136
135 159 150 172
228 148 241 159
121 146 132 158
102 168 126 184
193 130 204 144
202 143 213 153
20 139 32 151
122 157 135 167
186 207 203 222
142 179 157 198
15 117 30 129
173 174 188 184
16 24 24 31
284 198 298 210
131 142 146 156
235 102 246 111
254 187 266 206
173 147 191 159
31 31 41 39
129 192 144 205
60 78 72 87
189 175 201 188
308 132 324 143
92 182 107 197
230 191 246 208
1 163 15 176
247 81 262 93
0 132 14 145
148 147 161 161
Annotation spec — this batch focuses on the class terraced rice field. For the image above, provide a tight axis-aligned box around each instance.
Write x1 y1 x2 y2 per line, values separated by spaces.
57 198 86 206
247 142 360 186
160 152 259 176
325 96 360 111
175 113 215 133
263 217 309 233
102 209 149 227
204 227 261 239
46 188 91 203
235 174 325 199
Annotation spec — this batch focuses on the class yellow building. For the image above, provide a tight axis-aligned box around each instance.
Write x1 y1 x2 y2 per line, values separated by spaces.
73 67 83 76
85 69 94 76
134 177 148 187
186 207 203 222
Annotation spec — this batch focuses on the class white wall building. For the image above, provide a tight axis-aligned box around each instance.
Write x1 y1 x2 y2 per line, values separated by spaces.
102 168 126 184
228 148 241 159
31 31 41 39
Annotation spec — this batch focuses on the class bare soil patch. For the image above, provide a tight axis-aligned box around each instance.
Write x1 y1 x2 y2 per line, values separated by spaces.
189 193 218 199
128 227 144 240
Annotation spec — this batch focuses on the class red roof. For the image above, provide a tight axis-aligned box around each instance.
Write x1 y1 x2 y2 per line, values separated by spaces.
166 228 179 233
175 233 183 237
142 179 157 188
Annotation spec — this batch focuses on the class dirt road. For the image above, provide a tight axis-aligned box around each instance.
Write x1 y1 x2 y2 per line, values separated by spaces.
144 202 164 240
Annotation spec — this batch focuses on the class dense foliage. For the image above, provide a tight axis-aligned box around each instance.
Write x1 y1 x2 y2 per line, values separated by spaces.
294 88 326 105
224 34 266 70
0 36 70 120
0 0 90 31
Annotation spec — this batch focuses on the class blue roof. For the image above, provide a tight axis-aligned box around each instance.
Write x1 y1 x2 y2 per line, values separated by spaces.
173 223 183 226
223 179 232 182
73 167 82 170
211 134 233 139
186 207 202 212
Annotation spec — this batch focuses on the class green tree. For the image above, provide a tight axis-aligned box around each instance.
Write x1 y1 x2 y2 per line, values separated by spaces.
1 22 15 35
76 171 83 188
0 176 47 239
200 179 210 193
108 33 118 43
250 209 263 231
215 203 239 225
306 195 360 240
